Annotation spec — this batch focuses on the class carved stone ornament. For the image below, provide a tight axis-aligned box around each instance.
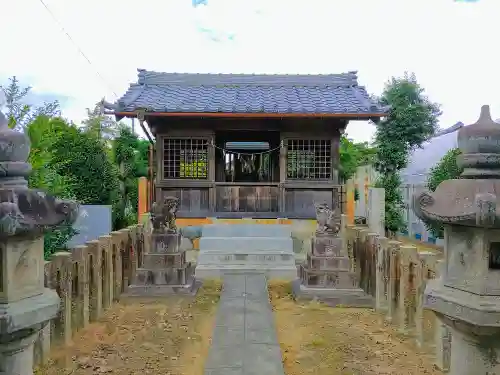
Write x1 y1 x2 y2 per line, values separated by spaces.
151 196 179 234
412 105 500 228
314 202 340 235
0 102 79 239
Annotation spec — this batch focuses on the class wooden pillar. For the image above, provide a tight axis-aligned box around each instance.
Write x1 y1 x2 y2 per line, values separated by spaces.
148 135 154 210
279 138 287 214
138 177 148 222
208 135 216 212
331 128 340 184
346 178 355 225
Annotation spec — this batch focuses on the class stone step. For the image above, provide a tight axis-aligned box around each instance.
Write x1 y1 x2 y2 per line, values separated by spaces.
199 236 293 252
197 252 295 265
124 279 201 297
201 224 292 238
195 264 298 280
135 264 193 286
292 280 373 308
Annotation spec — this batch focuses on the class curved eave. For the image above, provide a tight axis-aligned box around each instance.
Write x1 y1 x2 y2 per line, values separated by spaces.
108 110 388 122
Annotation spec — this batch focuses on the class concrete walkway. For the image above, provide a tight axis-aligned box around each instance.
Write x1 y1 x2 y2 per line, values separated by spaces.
204 273 285 375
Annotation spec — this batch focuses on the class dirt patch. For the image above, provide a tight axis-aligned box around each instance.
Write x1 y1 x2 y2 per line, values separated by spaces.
269 282 442 375
36 280 221 375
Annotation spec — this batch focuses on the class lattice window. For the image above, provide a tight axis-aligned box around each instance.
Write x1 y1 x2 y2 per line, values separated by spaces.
286 139 331 179
163 138 208 179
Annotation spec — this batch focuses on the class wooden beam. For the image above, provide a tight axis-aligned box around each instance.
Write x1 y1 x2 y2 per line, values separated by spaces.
113 111 386 119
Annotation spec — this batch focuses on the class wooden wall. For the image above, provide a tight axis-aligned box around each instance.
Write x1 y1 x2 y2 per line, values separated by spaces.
148 116 347 218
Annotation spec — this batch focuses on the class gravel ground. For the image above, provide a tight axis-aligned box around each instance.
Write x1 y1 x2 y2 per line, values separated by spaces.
35 280 221 375
269 282 442 375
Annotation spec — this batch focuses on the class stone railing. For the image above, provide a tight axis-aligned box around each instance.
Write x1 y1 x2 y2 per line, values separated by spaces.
33 218 151 366
346 225 451 373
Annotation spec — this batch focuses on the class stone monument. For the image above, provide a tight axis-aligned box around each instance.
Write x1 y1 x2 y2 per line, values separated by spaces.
293 202 372 306
414 105 500 375
126 196 198 295
0 95 79 374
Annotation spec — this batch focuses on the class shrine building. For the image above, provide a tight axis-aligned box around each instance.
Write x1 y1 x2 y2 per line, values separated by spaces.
105 69 387 220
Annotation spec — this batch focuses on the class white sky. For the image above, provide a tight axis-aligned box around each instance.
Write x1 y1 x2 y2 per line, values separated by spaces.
0 0 497 143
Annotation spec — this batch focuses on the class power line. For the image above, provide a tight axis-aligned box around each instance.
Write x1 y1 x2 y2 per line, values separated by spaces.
37 0 119 98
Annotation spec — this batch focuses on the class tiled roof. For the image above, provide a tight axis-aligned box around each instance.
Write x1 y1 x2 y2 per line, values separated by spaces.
107 69 387 116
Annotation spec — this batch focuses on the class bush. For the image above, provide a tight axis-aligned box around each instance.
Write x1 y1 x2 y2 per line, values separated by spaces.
424 148 462 238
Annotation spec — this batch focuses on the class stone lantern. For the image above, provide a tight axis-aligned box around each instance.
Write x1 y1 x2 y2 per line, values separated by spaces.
0 99 78 374
413 105 500 374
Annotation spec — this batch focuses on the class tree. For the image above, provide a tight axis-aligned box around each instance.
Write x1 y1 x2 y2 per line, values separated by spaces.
49 123 120 207
339 135 376 182
27 115 122 256
0 76 60 130
2 76 73 259
81 100 118 140
111 126 148 228
373 73 441 234
425 148 462 237
26 116 80 259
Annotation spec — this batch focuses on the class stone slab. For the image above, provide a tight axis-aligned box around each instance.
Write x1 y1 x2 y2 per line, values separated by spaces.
142 252 186 269
306 253 351 271
204 273 285 375
151 233 181 253
197 252 295 265
202 224 292 238
0 289 59 334
135 264 193 286
292 279 374 308
199 237 293 252
311 236 344 256
195 264 298 280
122 278 201 297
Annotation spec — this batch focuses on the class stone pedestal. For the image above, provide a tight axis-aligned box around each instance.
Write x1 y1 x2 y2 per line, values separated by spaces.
448 327 500 375
0 238 60 375
0 329 39 375
293 233 373 307
425 275 500 375
126 232 199 296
